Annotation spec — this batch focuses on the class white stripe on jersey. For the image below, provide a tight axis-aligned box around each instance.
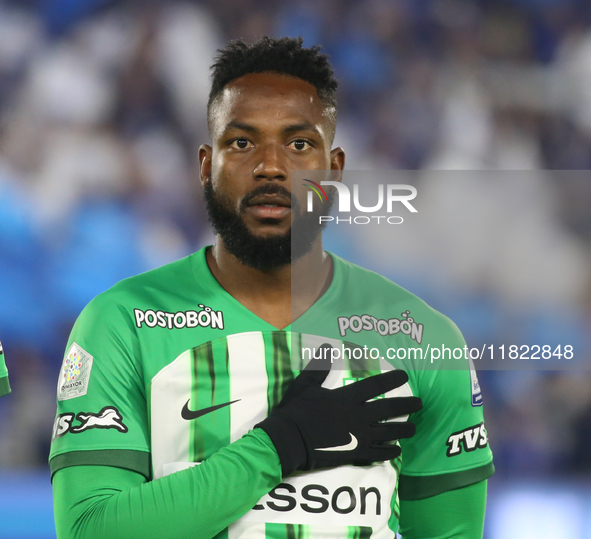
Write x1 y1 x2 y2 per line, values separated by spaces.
151 349 193 479
227 332 270 539
227 332 270 442
228 520 266 539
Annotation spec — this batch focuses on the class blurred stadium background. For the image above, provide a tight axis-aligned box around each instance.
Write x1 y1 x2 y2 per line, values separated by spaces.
1 0 591 537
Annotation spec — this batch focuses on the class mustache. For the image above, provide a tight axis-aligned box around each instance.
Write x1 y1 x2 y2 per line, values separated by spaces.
240 183 300 213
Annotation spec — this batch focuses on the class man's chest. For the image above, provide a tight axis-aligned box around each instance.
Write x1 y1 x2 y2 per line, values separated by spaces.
144 331 415 479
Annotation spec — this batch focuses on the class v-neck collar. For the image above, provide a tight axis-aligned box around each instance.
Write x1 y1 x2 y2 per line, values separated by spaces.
190 246 344 331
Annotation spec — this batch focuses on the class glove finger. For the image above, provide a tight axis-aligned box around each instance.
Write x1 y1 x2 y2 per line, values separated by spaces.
364 396 423 419
368 420 417 441
352 460 375 467
335 369 410 402
295 343 333 386
276 344 333 408
355 444 402 463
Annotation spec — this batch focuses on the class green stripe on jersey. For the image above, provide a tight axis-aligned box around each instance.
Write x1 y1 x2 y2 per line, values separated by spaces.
49 449 151 479
398 462 495 501
265 332 294 410
189 339 231 462
264 523 300 539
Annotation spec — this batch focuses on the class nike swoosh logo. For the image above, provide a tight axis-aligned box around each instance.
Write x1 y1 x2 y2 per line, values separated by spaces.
316 433 358 452
181 399 240 420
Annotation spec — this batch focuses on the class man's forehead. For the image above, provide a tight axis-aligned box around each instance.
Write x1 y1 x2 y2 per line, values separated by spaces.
210 72 328 136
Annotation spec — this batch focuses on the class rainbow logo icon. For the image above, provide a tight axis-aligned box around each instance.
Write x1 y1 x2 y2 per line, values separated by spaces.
302 179 328 203
64 351 82 382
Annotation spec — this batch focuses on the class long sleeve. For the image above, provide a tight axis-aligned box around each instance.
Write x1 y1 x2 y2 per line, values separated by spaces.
53 429 282 539
398 480 487 539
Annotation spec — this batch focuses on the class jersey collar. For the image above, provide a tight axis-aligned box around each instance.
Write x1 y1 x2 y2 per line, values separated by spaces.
190 246 344 331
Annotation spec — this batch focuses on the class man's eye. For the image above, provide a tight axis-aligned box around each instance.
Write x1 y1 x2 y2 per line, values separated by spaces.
231 138 251 149
290 140 310 151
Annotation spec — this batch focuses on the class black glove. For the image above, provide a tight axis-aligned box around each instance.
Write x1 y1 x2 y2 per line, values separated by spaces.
255 344 423 476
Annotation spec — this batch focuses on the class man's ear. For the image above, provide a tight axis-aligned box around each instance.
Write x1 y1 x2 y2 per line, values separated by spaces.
199 144 212 188
330 146 345 183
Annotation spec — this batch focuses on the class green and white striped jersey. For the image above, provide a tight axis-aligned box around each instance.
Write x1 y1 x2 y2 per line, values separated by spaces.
0 340 9 397
50 247 493 537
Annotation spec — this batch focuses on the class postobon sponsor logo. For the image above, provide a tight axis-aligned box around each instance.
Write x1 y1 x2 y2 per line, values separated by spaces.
338 310 424 344
134 305 224 330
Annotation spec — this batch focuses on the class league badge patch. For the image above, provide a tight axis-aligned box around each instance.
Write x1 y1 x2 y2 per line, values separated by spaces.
468 356 483 406
58 342 93 401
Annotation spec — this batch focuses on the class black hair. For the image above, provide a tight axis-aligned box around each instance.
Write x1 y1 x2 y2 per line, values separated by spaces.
207 36 338 139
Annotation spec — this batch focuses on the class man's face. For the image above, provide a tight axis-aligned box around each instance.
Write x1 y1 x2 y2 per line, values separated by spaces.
200 72 344 271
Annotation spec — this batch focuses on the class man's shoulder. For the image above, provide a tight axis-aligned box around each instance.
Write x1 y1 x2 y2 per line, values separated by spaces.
80 251 200 319
106 254 194 299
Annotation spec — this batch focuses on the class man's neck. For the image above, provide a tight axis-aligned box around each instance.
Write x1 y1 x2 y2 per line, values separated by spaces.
206 240 333 329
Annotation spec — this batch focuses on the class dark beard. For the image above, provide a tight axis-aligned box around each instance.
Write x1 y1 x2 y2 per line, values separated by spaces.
203 180 333 271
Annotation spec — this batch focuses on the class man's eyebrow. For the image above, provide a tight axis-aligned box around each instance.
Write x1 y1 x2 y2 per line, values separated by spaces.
283 122 321 136
223 120 258 133
222 120 322 137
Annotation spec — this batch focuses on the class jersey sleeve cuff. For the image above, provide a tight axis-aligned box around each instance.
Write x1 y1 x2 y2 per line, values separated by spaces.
0 376 10 397
398 461 495 501
49 449 151 481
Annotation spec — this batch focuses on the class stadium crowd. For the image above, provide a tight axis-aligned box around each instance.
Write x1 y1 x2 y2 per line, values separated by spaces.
0 0 591 481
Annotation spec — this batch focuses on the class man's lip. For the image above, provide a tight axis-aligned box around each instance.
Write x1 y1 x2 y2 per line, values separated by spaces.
245 205 291 220
247 195 291 208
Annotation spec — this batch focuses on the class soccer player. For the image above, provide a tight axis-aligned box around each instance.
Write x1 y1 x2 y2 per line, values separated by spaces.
50 37 493 538
0 340 9 397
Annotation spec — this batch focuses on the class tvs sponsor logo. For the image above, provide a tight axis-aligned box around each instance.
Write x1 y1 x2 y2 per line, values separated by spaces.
134 305 224 330
52 406 128 440
338 311 424 344
52 413 74 439
446 422 488 457
303 180 417 225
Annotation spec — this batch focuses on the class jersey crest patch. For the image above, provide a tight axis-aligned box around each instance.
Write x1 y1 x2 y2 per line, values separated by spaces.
58 342 93 401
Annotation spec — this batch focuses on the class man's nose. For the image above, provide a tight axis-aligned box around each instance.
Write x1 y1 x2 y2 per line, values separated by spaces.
253 143 287 181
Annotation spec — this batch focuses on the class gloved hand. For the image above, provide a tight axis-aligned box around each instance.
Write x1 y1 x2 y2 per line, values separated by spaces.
256 344 423 476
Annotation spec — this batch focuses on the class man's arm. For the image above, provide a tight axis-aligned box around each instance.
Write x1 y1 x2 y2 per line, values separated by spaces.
395 310 493 537
398 480 487 539
53 360 421 538
53 429 281 539
0 340 10 397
